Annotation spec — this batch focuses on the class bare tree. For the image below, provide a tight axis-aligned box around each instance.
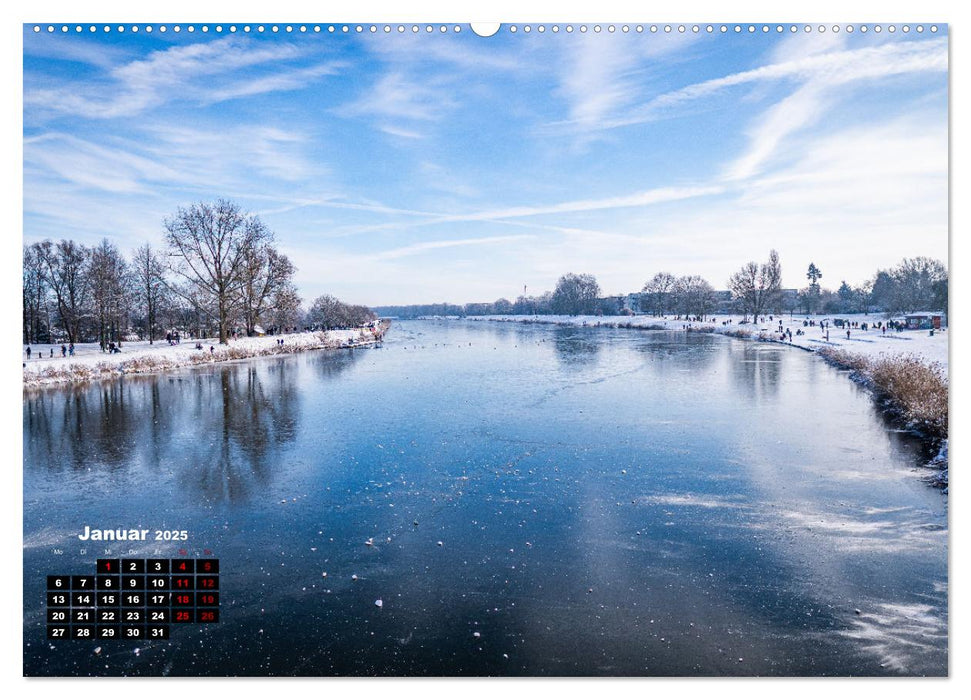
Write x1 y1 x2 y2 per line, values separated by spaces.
239 244 297 336
729 250 782 322
308 294 375 330
890 257 947 312
38 239 90 344
164 199 270 344
640 272 676 316
551 273 600 315
671 275 716 319
132 243 169 343
265 285 302 332
23 243 50 344
89 239 130 350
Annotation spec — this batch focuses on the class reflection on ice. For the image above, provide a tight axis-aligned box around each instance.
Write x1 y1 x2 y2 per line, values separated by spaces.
840 601 947 673
773 505 946 554
638 493 751 510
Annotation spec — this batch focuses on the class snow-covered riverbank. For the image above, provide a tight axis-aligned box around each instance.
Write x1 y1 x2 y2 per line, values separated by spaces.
22 326 387 388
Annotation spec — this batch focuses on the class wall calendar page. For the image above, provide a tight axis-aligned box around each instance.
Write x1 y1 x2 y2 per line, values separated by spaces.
20 12 951 683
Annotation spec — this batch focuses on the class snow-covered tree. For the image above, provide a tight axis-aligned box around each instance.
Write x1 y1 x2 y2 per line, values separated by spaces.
132 243 169 344
551 273 600 316
729 250 782 322
640 272 676 316
164 199 271 344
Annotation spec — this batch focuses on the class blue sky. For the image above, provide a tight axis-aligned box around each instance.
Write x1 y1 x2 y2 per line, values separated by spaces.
23 24 948 306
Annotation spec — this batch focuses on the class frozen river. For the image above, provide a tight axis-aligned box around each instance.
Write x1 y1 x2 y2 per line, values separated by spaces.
23 320 947 676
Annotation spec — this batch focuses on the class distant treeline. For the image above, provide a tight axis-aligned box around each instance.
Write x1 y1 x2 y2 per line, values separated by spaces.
375 255 947 321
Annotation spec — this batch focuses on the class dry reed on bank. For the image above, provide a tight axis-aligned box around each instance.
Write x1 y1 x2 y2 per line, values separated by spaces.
819 348 948 438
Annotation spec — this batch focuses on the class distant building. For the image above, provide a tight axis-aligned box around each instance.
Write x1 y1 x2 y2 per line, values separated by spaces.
904 314 942 330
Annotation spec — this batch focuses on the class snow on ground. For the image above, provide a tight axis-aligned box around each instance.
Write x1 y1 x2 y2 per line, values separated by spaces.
22 328 380 387
467 313 949 369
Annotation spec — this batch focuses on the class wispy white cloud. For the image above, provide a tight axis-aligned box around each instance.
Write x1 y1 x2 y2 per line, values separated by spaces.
360 32 524 72
143 124 323 186
378 124 425 140
593 38 946 133
337 71 456 135
556 33 642 129
373 234 533 261
25 37 338 119
724 81 831 181
719 39 946 181
286 184 725 240
23 35 134 69
342 33 534 140
448 185 724 222
24 132 182 193
417 161 480 199
551 31 699 136
205 62 343 103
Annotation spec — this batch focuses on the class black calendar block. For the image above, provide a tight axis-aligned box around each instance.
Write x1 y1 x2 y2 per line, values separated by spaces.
197 608 219 623
47 591 70 607
171 559 195 574
97 591 119 606
122 609 144 624
122 626 143 639
97 625 120 640
46 609 69 623
172 609 195 623
146 575 169 590
122 559 146 574
72 626 96 640
146 624 170 640
171 576 194 590
197 575 219 590
197 559 219 574
172 592 193 607
46 575 70 590
196 592 219 607
71 575 94 589
146 559 170 574
148 609 169 623
72 591 95 607
97 608 119 623
96 575 119 590
47 625 69 639
72 609 95 623
96 559 120 574
122 592 144 606
122 575 145 590
147 592 170 607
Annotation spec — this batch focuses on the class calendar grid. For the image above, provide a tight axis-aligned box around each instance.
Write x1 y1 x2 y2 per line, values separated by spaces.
46 558 219 640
